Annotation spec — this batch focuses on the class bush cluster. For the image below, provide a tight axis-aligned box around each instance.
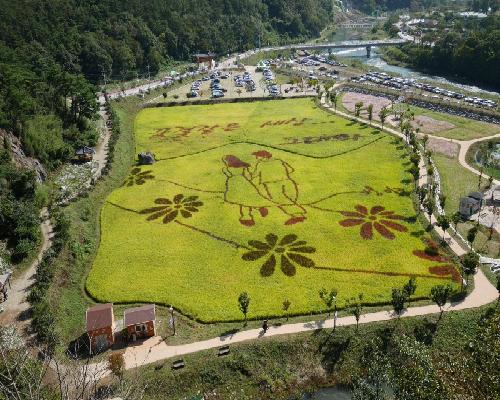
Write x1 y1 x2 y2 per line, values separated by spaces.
28 210 70 351
100 103 121 177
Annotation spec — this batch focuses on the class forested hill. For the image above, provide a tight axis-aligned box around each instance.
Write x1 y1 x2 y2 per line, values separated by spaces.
0 0 334 263
0 0 334 84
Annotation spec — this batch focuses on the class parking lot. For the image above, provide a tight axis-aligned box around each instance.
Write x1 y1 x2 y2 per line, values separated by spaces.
352 71 498 110
153 65 316 103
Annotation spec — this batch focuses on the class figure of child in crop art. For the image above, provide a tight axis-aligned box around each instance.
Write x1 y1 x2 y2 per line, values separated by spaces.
222 150 306 227
222 155 271 226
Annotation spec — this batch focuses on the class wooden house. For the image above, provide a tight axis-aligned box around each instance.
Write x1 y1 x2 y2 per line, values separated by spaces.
86 303 115 353
124 304 156 341
75 146 96 162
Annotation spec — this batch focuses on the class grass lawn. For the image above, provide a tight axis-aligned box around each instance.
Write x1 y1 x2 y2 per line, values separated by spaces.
414 107 500 140
337 91 500 141
86 98 459 322
432 154 481 216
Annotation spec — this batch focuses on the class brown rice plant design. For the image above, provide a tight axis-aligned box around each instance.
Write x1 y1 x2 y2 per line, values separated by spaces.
124 168 154 186
338 205 408 240
139 194 203 224
241 233 316 277
413 242 461 283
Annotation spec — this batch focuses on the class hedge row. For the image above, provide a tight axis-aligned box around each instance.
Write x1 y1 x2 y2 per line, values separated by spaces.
28 210 70 351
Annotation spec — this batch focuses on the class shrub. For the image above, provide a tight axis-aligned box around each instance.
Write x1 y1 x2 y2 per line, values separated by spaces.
424 240 440 256
107 352 125 378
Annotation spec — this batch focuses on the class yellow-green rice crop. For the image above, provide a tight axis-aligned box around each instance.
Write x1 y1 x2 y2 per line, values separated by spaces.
87 98 459 322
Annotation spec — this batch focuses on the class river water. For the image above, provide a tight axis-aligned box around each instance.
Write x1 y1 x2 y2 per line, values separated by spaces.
331 47 499 97
305 387 352 399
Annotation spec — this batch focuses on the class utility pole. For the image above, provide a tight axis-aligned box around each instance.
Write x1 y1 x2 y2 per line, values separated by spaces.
147 63 151 81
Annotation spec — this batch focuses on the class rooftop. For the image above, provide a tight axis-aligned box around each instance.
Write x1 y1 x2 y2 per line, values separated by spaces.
124 304 156 326
76 146 96 155
86 303 113 331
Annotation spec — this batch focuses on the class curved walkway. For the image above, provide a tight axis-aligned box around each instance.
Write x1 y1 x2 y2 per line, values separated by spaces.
118 264 496 372
458 134 500 184
86 94 499 376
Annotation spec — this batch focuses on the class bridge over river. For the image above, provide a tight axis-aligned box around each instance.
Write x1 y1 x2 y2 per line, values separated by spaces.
253 38 410 58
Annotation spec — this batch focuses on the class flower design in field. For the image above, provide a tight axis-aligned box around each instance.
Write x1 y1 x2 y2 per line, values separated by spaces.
338 205 408 240
124 167 154 186
139 194 203 224
242 233 316 277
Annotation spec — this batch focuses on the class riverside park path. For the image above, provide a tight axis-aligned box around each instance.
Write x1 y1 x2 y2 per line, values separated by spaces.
89 93 498 375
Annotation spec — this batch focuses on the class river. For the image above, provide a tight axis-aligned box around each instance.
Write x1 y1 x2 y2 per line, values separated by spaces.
305 387 352 399
331 47 499 97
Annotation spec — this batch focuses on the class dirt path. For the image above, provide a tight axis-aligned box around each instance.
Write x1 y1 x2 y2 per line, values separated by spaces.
93 106 111 180
85 93 499 376
0 208 53 328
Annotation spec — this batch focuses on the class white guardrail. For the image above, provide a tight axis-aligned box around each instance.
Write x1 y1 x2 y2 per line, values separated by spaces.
427 151 500 270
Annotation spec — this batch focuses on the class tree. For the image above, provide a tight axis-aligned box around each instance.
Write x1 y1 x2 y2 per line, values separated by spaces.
238 292 250 325
438 193 446 210
487 175 494 189
355 101 364 117
409 164 420 188
436 214 450 240
348 293 364 330
497 275 500 303
462 251 479 285
451 211 462 231
424 196 435 225
0 325 146 399
107 352 125 380
319 287 338 316
352 338 390 400
282 299 291 321
391 288 406 317
427 165 434 185
422 134 429 150
410 152 420 167
367 104 373 126
467 225 478 245
378 107 389 130
330 91 338 111
400 121 412 143
430 284 451 321
415 186 426 209
403 277 417 308
390 334 447 400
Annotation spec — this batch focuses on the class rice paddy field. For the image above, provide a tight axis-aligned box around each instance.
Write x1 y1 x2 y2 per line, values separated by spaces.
86 98 459 322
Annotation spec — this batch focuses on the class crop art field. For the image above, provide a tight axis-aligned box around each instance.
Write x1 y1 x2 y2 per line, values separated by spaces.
87 98 459 322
